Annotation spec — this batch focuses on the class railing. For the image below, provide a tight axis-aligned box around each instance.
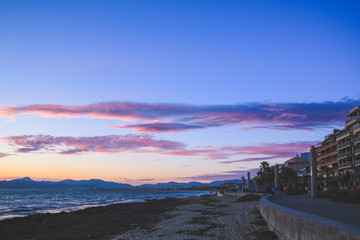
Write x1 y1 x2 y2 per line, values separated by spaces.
338 152 351 159
354 124 360 131
336 130 350 139
354 136 360 143
319 159 328 164
346 117 359 124
338 162 352 168
318 157 337 165
319 151 337 158
355 148 360 154
337 141 351 149
355 160 360 165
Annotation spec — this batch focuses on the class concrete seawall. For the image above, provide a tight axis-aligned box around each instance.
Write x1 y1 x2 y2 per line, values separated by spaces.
260 195 360 240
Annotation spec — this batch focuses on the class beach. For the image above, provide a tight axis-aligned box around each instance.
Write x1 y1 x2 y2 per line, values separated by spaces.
0 193 277 240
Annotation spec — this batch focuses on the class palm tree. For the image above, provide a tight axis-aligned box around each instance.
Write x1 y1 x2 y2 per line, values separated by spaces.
260 161 270 173
256 161 274 192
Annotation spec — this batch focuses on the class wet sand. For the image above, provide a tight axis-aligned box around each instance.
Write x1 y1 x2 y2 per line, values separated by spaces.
0 193 277 240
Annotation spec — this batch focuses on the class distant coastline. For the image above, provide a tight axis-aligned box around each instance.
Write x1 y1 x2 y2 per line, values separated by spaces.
0 177 243 190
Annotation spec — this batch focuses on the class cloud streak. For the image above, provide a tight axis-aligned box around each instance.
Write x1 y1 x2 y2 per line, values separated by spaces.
0 103 194 121
218 157 276 164
109 122 206 133
1 98 359 132
1 134 313 162
0 153 9 158
220 142 314 158
165 142 313 160
2 135 184 155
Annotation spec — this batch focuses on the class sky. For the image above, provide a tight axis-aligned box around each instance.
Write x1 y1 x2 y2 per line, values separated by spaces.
0 0 360 185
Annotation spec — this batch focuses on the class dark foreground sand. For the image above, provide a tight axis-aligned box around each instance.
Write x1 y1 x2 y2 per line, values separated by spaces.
0 193 278 240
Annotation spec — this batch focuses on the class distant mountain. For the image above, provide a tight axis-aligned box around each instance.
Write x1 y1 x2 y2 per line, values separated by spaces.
0 177 132 189
0 177 246 189
58 179 133 189
16 177 34 182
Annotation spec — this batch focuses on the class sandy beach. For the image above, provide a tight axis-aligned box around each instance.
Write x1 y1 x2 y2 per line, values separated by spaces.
0 193 277 240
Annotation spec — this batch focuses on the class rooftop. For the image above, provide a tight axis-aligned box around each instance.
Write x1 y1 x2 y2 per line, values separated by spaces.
346 105 360 118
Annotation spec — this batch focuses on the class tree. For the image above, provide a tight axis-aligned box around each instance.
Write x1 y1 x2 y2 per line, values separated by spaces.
260 161 270 173
241 176 246 190
279 167 297 186
256 161 275 192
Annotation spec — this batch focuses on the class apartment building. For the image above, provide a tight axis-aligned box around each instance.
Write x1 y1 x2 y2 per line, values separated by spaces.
283 155 309 174
316 129 339 178
336 106 360 174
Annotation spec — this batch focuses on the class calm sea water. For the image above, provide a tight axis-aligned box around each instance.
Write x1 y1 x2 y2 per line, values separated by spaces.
0 189 208 220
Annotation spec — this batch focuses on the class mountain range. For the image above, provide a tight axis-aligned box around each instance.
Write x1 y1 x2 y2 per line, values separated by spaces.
0 177 243 189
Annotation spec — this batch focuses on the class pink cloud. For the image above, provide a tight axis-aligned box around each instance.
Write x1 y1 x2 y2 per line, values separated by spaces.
240 125 314 132
220 142 313 158
218 157 276 164
109 122 205 133
1 134 314 161
160 142 313 160
167 142 312 160
0 106 17 119
0 103 190 121
1 98 358 132
2 135 184 155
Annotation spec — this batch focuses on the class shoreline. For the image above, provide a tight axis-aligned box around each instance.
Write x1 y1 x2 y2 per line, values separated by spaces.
0 189 208 221
0 193 278 240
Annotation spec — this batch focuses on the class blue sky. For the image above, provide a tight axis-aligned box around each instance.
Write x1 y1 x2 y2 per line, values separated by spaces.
0 0 359 184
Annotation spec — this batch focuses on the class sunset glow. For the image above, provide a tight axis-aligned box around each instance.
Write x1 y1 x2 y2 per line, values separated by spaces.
1 0 359 185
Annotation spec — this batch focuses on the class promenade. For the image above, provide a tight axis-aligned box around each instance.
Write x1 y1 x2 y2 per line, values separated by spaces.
270 194 360 227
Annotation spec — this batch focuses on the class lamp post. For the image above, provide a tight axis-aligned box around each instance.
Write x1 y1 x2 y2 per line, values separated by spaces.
324 166 328 191
242 176 245 192
275 164 279 195
310 146 318 197
247 171 250 191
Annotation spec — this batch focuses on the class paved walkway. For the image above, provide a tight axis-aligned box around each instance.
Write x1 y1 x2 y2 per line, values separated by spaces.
270 194 360 227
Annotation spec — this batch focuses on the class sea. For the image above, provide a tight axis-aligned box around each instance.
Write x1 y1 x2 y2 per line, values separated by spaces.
0 189 208 220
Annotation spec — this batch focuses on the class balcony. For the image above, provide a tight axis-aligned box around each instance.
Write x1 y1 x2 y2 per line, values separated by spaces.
346 117 360 127
337 141 351 150
318 151 337 160
354 136 360 144
336 130 350 140
355 148 360 155
338 161 352 168
318 159 338 168
354 124 360 133
318 156 337 164
356 160 360 166
338 152 352 160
